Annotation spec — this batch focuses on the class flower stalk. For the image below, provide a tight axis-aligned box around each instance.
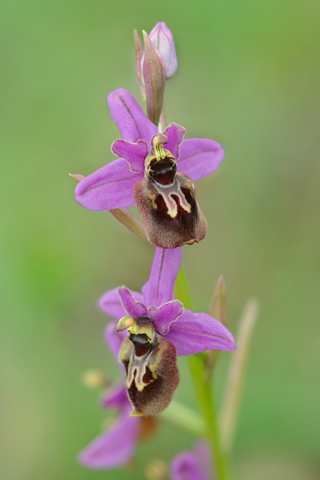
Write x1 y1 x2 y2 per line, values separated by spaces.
159 400 205 437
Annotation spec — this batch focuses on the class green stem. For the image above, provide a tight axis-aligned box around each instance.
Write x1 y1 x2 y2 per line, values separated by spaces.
188 356 231 480
175 267 231 480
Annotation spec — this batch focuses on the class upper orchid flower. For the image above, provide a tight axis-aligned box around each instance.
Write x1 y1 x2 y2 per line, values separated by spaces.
75 89 224 249
78 322 156 469
99 247 236 416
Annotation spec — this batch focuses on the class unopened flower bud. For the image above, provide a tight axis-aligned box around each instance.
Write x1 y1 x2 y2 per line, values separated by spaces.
142 30 166 126
210 275 227 326
205 276 227 379
145 459 169 480
149 22 178 78
82 369 111 390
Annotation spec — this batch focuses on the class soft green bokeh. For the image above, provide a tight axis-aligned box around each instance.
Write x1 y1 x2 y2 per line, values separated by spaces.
1 0 319 478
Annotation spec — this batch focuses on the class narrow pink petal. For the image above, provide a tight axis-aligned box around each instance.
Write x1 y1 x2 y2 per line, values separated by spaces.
142 247 182 307
147 300 184 335
111 139 148 173
118 287 148 317
78 409 140 470
75 158 141 210
165 309 236 356
107 88 157 144
99 290 127 319
177 138 225 181
164 123 185 159
99 289 144 319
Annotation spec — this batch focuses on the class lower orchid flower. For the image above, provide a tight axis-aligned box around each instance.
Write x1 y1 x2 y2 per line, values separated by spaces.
74 88 224 249
99 247 236 417
78 322 157 469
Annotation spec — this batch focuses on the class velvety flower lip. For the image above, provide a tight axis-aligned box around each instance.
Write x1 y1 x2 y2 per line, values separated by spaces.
78 323 140 470
75 88 224 212
117 315 180 416
99 247 236 356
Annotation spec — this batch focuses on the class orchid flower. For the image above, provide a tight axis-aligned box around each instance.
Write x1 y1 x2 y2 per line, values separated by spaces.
99 247 236 416
78 323 154 469
75 89 224 249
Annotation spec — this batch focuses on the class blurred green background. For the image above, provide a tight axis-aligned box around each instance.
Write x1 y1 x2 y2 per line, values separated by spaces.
1 0 320 478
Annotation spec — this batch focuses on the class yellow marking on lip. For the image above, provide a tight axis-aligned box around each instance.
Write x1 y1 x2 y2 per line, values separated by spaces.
146 188 157 209
167 205 178 218
149 341 167 379
150 180 192 217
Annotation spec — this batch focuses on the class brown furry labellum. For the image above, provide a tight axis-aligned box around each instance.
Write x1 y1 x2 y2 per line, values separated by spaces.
133 134 207 249
117 315 179 417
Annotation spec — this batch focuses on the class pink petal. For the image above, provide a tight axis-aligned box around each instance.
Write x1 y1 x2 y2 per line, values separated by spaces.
165 309 236 356
75 158 141 210
99 289 144 319
101 384 128 409
118 287 148 317
177 138 225 181
78 408 140 470
147 300 184 335
111 139 148 174
99 290 127 319
107 88 157 144
142 247 182 307
164 123 185 159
